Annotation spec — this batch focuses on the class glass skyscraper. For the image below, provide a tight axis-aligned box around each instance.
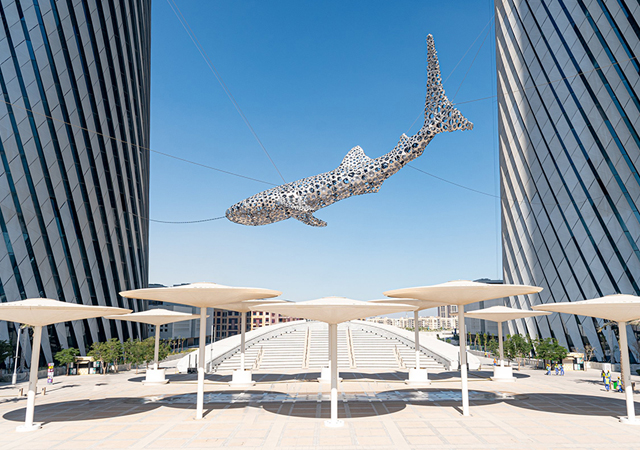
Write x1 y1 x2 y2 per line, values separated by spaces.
0 0 151 363
497 0 640 362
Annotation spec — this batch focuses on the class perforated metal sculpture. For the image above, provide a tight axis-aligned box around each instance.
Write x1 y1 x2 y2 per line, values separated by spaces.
226 35 473 227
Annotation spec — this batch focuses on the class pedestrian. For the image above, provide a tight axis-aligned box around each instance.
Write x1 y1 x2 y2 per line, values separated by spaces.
493 358 497 366
604 370 611 391
559 363 564 376
546 363 551 375
618 378 624 393
555 363 559 375
601 369 606 383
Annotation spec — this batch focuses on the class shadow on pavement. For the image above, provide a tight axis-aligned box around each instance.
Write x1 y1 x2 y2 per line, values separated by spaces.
1 391 273 425
506 392 640 417
261 400 406 419
470 370 530 379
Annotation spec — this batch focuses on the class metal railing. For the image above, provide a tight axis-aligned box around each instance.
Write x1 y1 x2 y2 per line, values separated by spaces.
252 347 264 370
394 345 406 369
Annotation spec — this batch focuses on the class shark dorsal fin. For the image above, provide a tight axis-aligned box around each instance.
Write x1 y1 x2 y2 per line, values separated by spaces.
339 146 371 169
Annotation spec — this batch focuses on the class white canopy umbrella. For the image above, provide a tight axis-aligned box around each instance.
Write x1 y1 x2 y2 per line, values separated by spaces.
385 280 542 416
120 282 281 420
215 299 290 386
105 309 201 384
465 306 550 381
533 294 640 424
250 297 416 427
371 298 442 384
0 298 130 432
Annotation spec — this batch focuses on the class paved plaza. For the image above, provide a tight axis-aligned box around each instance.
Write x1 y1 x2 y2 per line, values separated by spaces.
1 366 639 449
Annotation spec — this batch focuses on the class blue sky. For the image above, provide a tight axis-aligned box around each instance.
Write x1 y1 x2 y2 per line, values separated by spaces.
148 0 501 313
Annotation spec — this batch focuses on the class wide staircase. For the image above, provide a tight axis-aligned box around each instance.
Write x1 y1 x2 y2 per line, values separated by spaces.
216 329 306 371
307 326 352 369
350 328 443 370
214 322 445 372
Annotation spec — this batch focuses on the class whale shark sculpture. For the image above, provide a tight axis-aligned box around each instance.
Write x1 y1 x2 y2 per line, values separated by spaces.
226 35 473 227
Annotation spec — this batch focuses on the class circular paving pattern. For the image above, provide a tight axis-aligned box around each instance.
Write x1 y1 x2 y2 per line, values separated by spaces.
125 389 526 405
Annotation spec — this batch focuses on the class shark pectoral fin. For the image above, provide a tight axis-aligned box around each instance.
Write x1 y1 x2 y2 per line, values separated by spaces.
278 200 328 227
292 212 327 227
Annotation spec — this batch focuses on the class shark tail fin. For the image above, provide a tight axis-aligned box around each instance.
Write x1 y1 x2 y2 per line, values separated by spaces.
423 35 473 136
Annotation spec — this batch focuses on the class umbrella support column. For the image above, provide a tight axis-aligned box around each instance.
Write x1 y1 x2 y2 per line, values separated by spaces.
319 323 340 383
407 310 429 385
458 308 470 417
11 325 22 385
196 308 207 420
231 311 255 387
17 325 42 432
325 323 343 427
618 322 639 424
144 325 168 385
491 321 514 382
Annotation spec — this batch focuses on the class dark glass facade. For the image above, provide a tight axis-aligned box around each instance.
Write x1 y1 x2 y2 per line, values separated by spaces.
0 0 151 363
497 0 640 362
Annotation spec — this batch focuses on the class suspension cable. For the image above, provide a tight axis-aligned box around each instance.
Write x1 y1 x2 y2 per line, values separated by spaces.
166 0 287 183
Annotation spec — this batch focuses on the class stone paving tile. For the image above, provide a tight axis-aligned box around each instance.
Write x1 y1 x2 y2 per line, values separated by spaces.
4 368 640 449
400 426 436 436
353 426 386 436
94 440 138 449
188 438 226 447
443 434 482 445
279 437 315 446
406 435 444 445
147 438 190 448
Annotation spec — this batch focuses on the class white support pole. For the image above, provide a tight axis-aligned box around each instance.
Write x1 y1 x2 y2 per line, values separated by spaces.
11 325 22 386
458 307 469 416
196 307 207 420
18 326 42 432
618 321 638 424
498 322 504 367
214 308 216 366
414 310 421 370
325 323 343 427
154 325 160 370
330 324 337 421
240 311 246 371
328 323 332 373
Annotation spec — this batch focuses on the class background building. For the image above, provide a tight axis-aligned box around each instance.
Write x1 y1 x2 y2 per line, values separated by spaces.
438 305 458 319
251 310 299 330
366 315 458 331
147 284 251 346
496 0 640 362
465 279 503 337
0 0 152 363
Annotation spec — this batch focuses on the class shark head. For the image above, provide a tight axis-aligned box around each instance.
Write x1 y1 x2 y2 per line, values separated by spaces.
225 197 287 226
225 200 255 225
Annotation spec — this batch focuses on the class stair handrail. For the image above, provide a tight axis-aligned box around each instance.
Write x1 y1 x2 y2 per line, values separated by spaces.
346 327 357 368
394 345 406 369
302 327 311 368
252 346 264 370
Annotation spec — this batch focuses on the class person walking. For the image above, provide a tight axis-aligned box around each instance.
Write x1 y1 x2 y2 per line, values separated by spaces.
604 370 611 391
559 363 564 376
555 363 559 375
546 363 551 375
